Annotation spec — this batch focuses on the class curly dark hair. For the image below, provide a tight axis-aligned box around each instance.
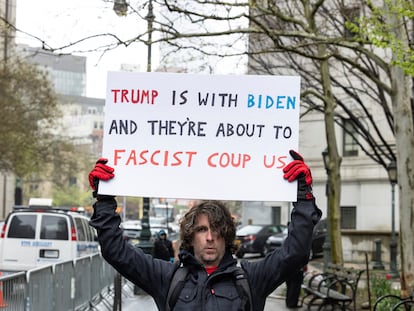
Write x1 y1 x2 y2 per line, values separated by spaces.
179 200 237 254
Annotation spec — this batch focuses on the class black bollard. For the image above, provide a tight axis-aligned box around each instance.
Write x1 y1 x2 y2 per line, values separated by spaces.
372 239 385 270
113 272 122 311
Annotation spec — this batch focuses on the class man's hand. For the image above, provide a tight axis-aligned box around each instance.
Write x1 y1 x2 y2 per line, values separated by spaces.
283 150 314 200
88 158 115 191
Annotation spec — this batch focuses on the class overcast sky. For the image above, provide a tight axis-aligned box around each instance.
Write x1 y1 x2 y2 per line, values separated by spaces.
15 0 247 99
16 0 153 99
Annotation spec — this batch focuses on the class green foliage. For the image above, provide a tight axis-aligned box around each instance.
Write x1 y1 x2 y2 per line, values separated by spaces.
371 273 400 311
350 0 414 76
0 54 86 206
52 185 92 208
0 55 61 177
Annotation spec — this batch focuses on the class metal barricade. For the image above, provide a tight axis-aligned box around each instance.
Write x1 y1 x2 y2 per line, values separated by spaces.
54 260 75 310
0 253 117 310
90 254 102 299
0 271 26 311
26 265 54 311
73 256 92 310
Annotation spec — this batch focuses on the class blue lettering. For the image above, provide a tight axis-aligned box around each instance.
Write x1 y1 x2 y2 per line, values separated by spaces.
31 241 52 247
287 96 296 109
247 94 255 107
276 96 285 108
246 94 297 109
266 96 274 108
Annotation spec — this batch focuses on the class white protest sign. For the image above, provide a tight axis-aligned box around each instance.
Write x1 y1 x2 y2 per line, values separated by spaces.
99 72 300 202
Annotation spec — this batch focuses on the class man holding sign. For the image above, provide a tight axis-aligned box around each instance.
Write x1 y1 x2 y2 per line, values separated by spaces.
89 149 321 311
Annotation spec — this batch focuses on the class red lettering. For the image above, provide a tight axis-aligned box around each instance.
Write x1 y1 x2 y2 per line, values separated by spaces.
139 150 149 165
150 150 161 165
172 151 183 166
184 151 197 167
113 149 197 167
125 150 137 165
277 156 288 169
112 89 120 103
114 149 126 165
152 90 159 104
207 152 251 168
263 155 288 169
110 89 159 104
121 89 129 102
208 152 219 167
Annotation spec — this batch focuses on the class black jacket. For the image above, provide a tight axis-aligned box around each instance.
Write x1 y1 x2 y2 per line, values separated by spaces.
153 237 174 261
89 197 321 311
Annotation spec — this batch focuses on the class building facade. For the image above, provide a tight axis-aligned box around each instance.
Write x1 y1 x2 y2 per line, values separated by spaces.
244 0 399 261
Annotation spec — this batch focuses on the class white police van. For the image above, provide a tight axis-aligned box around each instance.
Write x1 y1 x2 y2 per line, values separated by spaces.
0 198 99 272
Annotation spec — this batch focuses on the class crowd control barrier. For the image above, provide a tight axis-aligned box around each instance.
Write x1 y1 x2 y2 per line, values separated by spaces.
0 253 116 310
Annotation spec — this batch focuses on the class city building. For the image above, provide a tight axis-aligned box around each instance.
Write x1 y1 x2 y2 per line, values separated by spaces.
16 44 105 203
0 0 17 219
17 44 87 97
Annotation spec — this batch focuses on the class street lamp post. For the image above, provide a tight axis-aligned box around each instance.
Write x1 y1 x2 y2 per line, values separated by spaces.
145 0 154 73
113 0 154 254
165 201 169 233
322 149 332 270
387 160 398 278
112 2 155 299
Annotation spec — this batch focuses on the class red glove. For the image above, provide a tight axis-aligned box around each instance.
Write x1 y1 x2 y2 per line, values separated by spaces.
283 150 314 200
88 158 115 191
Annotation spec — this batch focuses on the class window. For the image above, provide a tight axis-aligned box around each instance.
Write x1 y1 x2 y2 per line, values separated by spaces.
343 119 358 156
8 215 36 239
40 215 69 240
74 218 87 241
341 206 356 229
271 206 281 225
69 176 77 186
88 224 98 242
88 107 97 115
343 6 360 39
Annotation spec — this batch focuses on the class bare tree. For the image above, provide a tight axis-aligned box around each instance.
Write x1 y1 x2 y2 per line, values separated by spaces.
154 0 414 290
7 0 414 291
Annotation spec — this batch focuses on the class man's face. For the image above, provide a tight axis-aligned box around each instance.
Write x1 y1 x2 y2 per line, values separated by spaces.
191 214 226 268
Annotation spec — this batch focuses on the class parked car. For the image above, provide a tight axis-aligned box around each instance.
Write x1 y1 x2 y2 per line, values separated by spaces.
310 218 327 259
122 219 180 247
0 202 99 272
263 226 288 255
235 224 287 258
264 218 327 259
120 220 142 246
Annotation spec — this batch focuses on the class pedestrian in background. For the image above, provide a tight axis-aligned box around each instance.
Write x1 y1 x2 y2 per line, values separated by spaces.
88 150 322 311
153 229 175 262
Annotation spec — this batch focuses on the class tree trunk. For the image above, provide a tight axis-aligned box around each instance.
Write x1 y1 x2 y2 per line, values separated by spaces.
390 60 414 297
318 44 344 265
387 0 414 295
